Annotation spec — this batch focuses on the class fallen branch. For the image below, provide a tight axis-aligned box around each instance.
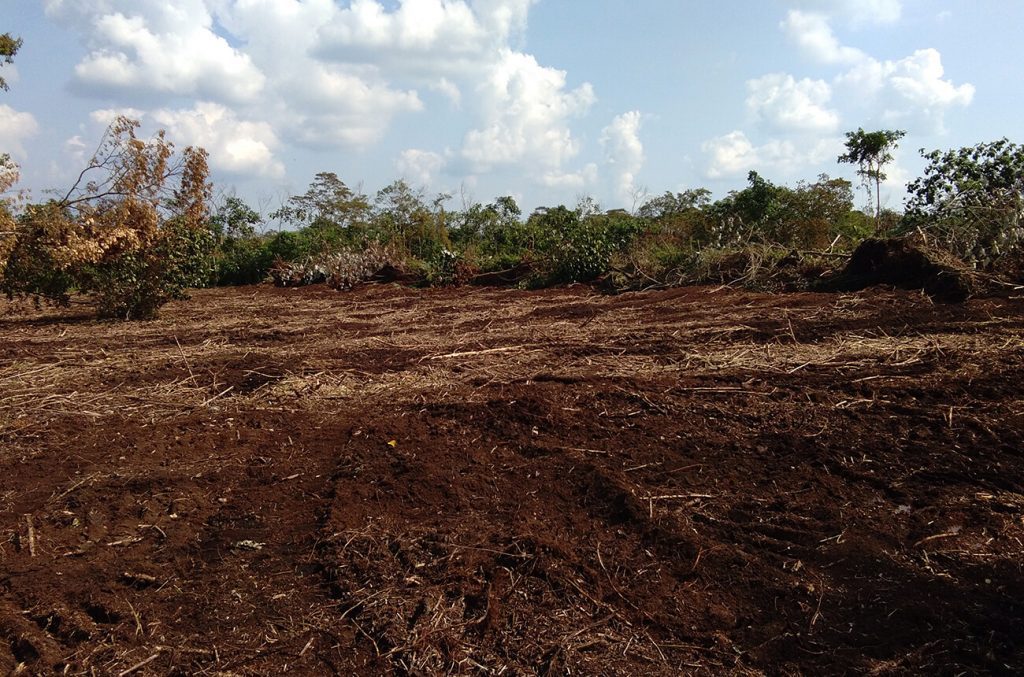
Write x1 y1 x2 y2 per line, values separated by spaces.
425 345 533 361
118 650 163 677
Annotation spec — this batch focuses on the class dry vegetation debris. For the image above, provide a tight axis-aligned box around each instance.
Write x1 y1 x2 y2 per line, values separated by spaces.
1 282 1023 674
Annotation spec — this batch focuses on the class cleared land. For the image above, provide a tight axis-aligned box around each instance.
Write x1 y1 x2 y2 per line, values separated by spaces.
1 283 1023 675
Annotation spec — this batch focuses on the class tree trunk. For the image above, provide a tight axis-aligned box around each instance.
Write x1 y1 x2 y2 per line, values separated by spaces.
875 175 883 236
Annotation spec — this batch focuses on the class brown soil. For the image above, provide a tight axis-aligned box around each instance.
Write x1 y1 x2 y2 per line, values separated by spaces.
1 283 1023 675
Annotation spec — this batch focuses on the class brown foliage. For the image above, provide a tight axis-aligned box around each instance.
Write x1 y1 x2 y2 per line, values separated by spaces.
1 117 213 318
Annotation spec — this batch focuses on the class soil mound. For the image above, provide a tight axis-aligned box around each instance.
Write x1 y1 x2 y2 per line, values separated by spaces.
822 237 975 302
992 248 1024 284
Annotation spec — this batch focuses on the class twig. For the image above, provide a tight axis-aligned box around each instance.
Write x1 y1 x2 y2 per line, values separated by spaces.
174 335 199 388
914 531 960 548
425 345 533 361
117 650 163 676
648 493 715 500
24 514 36 557
809 579 825 633
201 385 234 407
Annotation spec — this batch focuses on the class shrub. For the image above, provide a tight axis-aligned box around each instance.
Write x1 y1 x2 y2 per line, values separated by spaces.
532 205 642 283
904 139 1024 266
1 117 213 319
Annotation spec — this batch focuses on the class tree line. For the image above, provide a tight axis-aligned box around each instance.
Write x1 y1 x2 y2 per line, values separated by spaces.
1 33 1022 319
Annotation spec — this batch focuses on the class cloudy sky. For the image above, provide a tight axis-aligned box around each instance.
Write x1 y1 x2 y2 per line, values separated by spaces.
2 0 1019 215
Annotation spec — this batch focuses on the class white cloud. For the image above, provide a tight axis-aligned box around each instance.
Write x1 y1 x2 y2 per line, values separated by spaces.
782 11 866 65
150 103 284 178
46 0 265 102
315 0 490 68
462 49 594 173
540 163 598 190
836 48 974 133
702 130 841 179
792 0 902 26
431 77 462 107
397 149 446 186
781 11 974 134
90 103 284 178
0 105 40 158
702 131 757 179
64 135 89 166
600 111 645 203
746 73 839 132
41 1 605 193
883 49 975 114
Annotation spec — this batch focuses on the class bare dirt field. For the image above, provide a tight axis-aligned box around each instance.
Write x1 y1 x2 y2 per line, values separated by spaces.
2 282 1023 675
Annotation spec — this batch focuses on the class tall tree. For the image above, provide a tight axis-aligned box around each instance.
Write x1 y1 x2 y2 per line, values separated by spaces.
0 33 22 91
837 128 906 234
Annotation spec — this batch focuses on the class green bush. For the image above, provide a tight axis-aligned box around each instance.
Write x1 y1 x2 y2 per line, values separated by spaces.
533 206 642 283
80 218 216 319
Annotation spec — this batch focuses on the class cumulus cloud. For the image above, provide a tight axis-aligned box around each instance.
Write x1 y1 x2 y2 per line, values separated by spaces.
746 74 839 132
315 0 491 72
782 9 973 134
0 105 40 158
45 0 264 102
540 163 598 190
63 135 89 167
39 1 615 193
600 111 645 203
702 130 841 179
702 131 757 179
838 48 975 132
431 77 463 107
461 50 595 172
150 103 284 178
781 11 866 65
397 149 446 186
90 103 284 178
791 0 902 26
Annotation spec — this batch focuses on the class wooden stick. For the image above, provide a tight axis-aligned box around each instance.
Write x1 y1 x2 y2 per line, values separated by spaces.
648 493 715 501
118 651 162 677
174 335 199 388
24 514 36 557
426 345 532 361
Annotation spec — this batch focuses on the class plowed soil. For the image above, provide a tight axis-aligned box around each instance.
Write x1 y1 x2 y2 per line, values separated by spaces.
2 283 1023 675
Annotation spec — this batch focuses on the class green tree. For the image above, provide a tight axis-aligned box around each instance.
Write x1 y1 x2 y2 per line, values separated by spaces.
0 33 21 91
271 172 370 255
706 171 783 247
372 179 449 260
210 196 273 285
837 128 906 234
904 139 1024 264
637 189 711 221
774 175 855 248
530 204 641 283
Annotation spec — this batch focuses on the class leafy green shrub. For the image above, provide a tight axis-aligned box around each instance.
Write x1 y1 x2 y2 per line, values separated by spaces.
532 206 642 283
904 139 1024 266
216 237 274 286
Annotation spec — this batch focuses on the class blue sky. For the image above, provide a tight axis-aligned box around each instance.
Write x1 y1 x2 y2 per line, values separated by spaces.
1 0 1019 217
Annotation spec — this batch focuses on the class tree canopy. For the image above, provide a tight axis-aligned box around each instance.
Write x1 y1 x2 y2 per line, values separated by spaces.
904 138 1024 264
838 128 905 233
0 33 22 91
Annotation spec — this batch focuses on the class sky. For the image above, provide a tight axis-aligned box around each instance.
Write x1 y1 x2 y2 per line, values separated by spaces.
1 0 1020 217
